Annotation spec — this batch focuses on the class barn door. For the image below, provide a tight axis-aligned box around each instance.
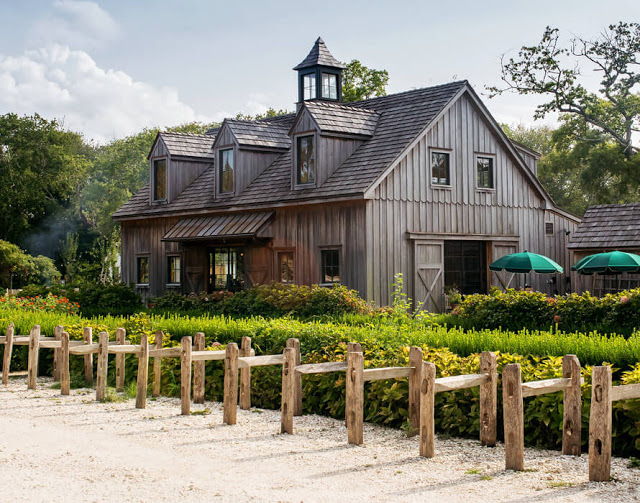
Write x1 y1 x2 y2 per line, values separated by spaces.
491 242 519 290
414 241 445 313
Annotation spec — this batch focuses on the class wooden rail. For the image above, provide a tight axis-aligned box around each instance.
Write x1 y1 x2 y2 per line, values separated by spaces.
420 352 497 458
295 361 348 374
362 366 412 382
503 355 582 471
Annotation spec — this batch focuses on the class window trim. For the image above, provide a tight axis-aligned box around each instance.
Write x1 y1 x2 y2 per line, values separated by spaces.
293 133 317 189
429 148 452 189
301 72 317 101
166 254 182 287
321 72 338 100
218 148 235 195
135 255 150 287
151 157 168 203
319 246 342 286
475 153 496 191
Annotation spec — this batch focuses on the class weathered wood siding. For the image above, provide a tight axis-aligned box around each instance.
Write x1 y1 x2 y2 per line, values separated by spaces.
365 93 579 308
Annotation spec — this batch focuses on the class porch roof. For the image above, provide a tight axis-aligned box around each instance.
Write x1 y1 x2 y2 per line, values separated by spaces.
162 211 273 241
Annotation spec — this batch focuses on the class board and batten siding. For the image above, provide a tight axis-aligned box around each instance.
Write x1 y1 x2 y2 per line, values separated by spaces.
365 92 578 309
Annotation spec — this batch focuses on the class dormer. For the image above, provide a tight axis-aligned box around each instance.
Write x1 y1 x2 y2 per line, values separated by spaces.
511 140 541 176
294 37 345 106
289 101 379 189
212 119 290 197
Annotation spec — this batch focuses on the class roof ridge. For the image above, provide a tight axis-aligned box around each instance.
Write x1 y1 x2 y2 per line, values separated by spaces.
346 80 468 107
160 131 214 138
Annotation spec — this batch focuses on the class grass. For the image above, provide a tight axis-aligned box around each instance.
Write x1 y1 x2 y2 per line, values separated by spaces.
547 481 574 488
191 408 211 416
465 468 481 475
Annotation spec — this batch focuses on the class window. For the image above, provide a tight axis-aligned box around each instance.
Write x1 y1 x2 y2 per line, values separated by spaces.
477 156 494 189
321 249 340 284
136 256 149 285
321 73 337 100
303 73 316 100
219 149 234 193
209 247 244 291
296 136 315 185
279 252 294 283
153 159 167 200
167 256 181 284
431 151 450 186
545 222 554 235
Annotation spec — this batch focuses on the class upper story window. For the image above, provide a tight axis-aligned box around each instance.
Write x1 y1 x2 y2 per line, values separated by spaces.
477 156 494 189
322 73 338 100
431 151 450 186
296 136 315 185
303 74 316 100
153 159 167 200
219 149 234 193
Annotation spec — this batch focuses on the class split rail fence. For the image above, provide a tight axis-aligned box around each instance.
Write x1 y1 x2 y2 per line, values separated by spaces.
0 322 635 483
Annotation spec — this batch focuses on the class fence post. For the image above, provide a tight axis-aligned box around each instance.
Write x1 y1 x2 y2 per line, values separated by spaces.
2 324 14 386
589 366 612 482
115 328 126 392
136 334 149 409
419 361 436 457
83 327 93 385
193 332 205 404
96 331 109 401
562 355 582 456
480 351 497 446
152 330 164 397
53 325 63 381
345 342 362 429
346 349 364 446
286 338 302 416
27 325 41 390
408 346 423 436
60 331 70 396
239 336 252 410
223 342 239 425
180 336 192 416
281 347 295 434
503 363 524 471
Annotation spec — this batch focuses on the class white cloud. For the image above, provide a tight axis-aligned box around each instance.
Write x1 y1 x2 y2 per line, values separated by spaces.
0 45 210 143
29 0 120 50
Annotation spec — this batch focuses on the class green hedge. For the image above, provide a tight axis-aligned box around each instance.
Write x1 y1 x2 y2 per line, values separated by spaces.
453 288 640 337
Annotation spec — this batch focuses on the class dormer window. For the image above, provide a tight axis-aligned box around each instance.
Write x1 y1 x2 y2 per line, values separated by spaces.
322 73 338 100
296 136 315 185
153 159 167 200
219 148 234 193
303 74 316 101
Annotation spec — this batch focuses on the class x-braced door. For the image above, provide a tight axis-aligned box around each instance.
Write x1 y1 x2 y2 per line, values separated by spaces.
414 241 445 313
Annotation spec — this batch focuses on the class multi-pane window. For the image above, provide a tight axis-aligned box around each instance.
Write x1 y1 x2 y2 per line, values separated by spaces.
321 250 340 284
431 151 450 185
209 247 244 291
477 156 494 189
219 149 234 193
279 252 294 283
136 256 149 285
322 73 338 100
167 256 181 284
297 136 315 185
153 159 167 200
303 73 316 100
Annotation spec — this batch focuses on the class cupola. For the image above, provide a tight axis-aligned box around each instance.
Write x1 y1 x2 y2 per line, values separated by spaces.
294 37 345 105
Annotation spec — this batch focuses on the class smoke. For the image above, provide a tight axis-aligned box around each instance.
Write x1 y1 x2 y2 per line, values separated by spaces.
21 215 76 259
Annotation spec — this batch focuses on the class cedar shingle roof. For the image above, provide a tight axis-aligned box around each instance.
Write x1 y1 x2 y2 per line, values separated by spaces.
113 80 466 219
293 37 346 70
163 211 274 241
225 120 291 150
156 132 217 159
568 203 640 250
303 101 379 137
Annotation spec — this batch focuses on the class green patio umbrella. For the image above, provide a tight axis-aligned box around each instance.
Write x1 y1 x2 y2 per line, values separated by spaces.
571 251 640 275
489 251 563 274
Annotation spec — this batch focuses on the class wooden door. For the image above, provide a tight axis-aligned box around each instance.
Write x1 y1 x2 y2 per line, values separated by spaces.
414 241 445 312
491 242 519 290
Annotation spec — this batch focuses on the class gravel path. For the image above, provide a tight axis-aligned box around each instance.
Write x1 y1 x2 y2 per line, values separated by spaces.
0 375 638 502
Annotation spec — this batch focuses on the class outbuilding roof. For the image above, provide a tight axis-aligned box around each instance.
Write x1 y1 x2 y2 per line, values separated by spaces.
154 132 217 159
302 101 379 137
568 203 640 250
225 119 291 150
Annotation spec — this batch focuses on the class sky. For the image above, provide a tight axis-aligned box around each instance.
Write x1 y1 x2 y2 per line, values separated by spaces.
0 0 638 144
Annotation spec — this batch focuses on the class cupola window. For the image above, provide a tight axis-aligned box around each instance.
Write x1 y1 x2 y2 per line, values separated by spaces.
303 74 316 100
322 73 338 100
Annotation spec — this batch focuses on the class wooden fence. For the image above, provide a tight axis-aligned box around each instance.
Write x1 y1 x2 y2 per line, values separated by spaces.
1 323 635 482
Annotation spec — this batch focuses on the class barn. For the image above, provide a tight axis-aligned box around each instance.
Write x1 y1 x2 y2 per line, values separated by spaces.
113 38 580 311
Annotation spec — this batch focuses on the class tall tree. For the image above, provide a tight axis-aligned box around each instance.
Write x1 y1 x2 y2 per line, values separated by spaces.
342 60 389 102
488 22 640 157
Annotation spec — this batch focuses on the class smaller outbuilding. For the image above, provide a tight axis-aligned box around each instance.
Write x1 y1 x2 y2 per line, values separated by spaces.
568 203 640 294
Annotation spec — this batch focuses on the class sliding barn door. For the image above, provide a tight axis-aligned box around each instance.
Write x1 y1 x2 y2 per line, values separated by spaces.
490 242 519 290
414 240 445 313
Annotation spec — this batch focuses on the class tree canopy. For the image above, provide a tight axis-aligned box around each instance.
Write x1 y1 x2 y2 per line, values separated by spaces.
342 60 389 102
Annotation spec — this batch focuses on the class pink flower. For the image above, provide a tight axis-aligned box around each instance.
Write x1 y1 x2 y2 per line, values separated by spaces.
620 296 630 304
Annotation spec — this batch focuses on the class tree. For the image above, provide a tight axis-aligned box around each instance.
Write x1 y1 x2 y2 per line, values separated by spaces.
235 108 292 121
0 239 59 289
342 60 389 102
488 22 640 157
